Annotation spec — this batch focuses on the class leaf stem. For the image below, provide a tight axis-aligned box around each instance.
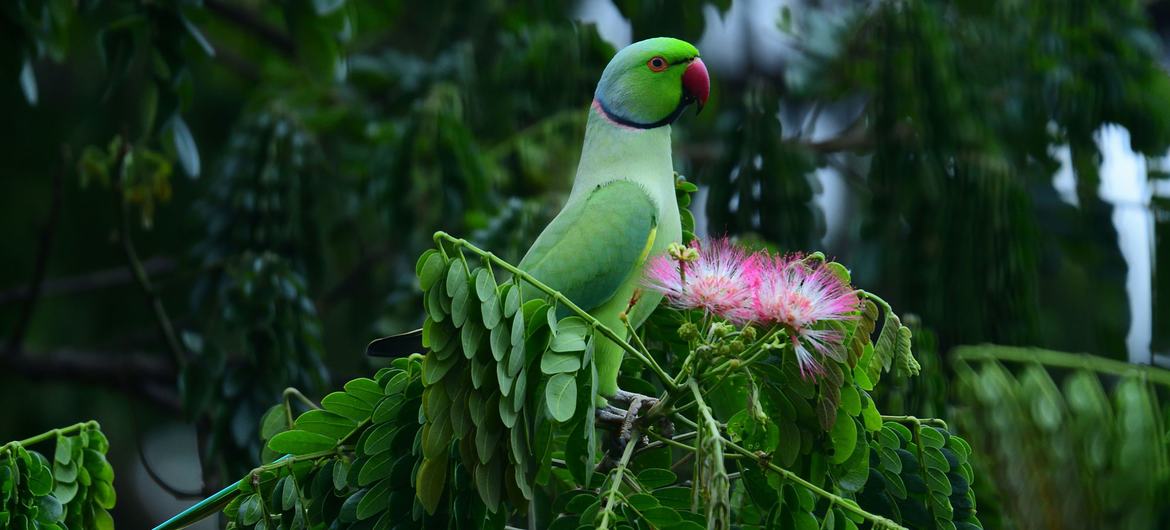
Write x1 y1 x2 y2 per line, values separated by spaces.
2 421 99 452
880 415 947 429
597 427 640 530
435 232 678 391
718 434 904 529
953 345 1170 388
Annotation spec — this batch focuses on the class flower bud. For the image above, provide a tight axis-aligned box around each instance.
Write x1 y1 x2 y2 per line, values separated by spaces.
678 322 699 341
729 339 745 355
741 325 757 342
667 242 690 260
712 322 734 338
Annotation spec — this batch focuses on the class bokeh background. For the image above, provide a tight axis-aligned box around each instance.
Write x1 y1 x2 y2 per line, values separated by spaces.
3 0 1170 527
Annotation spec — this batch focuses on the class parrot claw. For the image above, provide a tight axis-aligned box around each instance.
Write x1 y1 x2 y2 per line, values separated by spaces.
609 389 659 409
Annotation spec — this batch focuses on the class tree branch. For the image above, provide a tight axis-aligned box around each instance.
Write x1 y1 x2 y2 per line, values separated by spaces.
0 257 176 305
0 347 181 413
112 144 188 368
6 154 65 356
203 0 296 58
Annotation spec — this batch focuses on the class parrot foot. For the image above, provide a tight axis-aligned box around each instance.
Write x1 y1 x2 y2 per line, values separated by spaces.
595 394 664 455
609 388 659 409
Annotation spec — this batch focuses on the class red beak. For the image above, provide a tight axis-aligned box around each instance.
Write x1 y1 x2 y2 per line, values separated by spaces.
682 57 710 111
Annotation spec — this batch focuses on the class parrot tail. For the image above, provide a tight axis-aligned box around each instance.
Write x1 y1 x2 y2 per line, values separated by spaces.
365 328 423 358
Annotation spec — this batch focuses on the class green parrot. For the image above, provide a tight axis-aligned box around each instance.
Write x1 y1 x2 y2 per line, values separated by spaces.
517 36 708 405
371 37 707 402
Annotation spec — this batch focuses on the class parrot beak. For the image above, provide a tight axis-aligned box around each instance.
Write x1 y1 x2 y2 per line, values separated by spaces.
682 57 710 114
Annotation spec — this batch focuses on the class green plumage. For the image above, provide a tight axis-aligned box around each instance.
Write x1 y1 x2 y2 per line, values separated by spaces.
519 180 658 317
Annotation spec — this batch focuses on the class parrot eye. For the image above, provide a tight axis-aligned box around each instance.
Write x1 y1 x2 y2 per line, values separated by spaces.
647 56 668 72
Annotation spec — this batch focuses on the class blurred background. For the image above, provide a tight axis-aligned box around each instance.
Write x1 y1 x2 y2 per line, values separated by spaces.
3 0 1170 527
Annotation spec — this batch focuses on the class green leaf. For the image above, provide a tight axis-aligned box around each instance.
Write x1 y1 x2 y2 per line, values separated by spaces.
259 404 289 440
169 114 200 177
490 324 509 362
422 352 459 385
421 251 446 288
637 468 677 489
37 494 63 522
363 422 397 456
54 436 72 464
19 57 37 106
545 374 577 422
322 391 374 422
357 477 395 519
340 488 367 522
51 480 77 504
475 268 496 302
295 410 357 440
840 385 861 416
829 415 858 465
94 480 117 508
462 322 485 360
27 461 52 496
641 506 682 527
541 352 581 374
550 317 588 352
240 494 262 525
345 378 385 406
504 285 521 317
482 295 503 330
281 475 297 511
416 457 448 514
268 430 337 454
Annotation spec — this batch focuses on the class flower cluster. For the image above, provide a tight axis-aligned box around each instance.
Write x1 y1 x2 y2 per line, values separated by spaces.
643 239 861 378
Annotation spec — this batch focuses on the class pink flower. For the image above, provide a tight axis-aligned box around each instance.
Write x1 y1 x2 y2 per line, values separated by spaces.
753 255 860 378
643 239 758 322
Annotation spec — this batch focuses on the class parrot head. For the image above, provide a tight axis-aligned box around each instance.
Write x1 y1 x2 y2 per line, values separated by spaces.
594 37 710 129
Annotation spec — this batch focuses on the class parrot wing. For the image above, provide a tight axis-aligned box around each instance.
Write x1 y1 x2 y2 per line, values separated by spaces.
519 179 658 313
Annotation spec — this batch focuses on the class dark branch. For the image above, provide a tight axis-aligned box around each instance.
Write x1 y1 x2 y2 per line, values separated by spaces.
203 0 296 58
6 154 65 356
0 347 181 414
317 245 395 312
113 143 188 368
0 256 176 305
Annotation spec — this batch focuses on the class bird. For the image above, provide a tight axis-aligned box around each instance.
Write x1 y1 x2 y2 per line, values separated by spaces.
156 37 709 530
371 37 709 411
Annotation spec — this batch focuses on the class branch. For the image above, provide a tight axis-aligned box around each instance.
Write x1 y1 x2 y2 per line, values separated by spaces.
597 426 640 530
953 345 1170 388
316 244 395 312
0 347 180 413
203 0 296 58
112 145 187 368
6 154 64 356
0 256 177 305
719 430 904 529
436 232 679 391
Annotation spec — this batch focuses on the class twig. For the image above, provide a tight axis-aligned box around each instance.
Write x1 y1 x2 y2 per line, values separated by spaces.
203 0 296 58
953 345 1170 388
436 232 678 391
316 245 395 311
719 434 904 529
597 426 640 530
0 256 177 305
880 415 948 429
1 421 100 453
112 145 187 368
0 347 181 413
6 153 64 356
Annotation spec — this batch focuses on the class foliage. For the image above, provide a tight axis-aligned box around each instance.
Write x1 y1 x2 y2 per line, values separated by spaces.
4 0 1170 525
155 224 984 530
0 422 116 530
952 345 1170 530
